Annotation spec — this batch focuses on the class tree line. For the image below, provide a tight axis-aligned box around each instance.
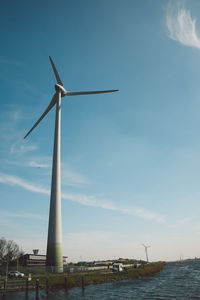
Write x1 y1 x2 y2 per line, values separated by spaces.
0 237 24 266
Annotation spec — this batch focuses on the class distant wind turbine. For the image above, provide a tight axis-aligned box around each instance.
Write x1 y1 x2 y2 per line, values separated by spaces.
142 244 151 263
24 56 119 273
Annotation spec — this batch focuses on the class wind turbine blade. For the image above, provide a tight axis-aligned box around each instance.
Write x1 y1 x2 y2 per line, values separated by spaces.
66 89 119 96
24 93 57 139
49 56 63 86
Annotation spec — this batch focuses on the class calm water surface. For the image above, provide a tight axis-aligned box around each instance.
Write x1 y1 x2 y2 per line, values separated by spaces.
2 260 200 299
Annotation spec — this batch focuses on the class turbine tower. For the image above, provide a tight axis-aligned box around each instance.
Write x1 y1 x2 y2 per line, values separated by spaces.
142 244 151 263
24 57 119 273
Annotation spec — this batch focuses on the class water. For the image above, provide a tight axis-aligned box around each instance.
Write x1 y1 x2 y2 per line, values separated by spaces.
2 260 200 299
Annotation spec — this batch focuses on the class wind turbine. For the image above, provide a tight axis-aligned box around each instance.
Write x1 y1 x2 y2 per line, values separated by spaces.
24 56 119 273
142 244 151 263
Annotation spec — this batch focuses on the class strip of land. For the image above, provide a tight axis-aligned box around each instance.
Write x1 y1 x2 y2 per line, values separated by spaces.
0 262 165 292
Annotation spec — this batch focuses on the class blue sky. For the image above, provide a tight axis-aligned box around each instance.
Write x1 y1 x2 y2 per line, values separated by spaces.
2 0 200 262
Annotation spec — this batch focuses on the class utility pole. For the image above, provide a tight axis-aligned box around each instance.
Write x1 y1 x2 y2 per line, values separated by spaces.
6 260 8 278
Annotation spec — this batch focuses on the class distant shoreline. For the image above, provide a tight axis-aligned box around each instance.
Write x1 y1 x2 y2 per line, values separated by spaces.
0 262 165 294
62 262 166 290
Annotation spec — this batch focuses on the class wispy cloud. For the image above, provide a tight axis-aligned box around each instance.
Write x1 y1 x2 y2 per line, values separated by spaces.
5 156 89 186
66 231 117 244
5 155 51 169
0 173 49 194
0 172 165 223
166 4 200 49
9 109 23 123
0 217 18 230
0 109 24 144
62 163 89 187
10 139 38 156
169 216 193 228
0 106 38 156
28 160 51 169
0 210 45 220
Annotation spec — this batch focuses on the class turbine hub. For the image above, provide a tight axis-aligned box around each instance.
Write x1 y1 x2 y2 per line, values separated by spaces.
55 84 67 97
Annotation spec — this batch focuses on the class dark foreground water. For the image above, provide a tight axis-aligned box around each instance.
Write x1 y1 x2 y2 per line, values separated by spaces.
2 260 200 299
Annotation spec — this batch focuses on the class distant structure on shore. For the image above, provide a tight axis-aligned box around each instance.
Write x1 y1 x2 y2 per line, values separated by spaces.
24 56 119 273
19 250 67 267
142 244 151 263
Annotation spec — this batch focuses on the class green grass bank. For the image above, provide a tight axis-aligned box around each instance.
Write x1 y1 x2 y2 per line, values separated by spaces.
0 262 165 292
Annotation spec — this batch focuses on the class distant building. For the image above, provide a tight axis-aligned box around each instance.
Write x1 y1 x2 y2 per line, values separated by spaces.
94 261 113 265
19 250 67 267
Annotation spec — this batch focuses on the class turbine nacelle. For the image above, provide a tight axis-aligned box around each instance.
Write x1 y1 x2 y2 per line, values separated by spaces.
24 56 119 139
55 84 67 96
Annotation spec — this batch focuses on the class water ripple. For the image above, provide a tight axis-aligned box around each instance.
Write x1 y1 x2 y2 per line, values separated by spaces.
3 260 200 299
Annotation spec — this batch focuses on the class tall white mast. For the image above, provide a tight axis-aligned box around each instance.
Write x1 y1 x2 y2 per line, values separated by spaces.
24 56 119 273
46 91 63 272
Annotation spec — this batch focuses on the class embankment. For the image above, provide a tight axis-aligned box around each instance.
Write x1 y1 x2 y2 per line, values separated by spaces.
37 262 165 289
0 262 165 293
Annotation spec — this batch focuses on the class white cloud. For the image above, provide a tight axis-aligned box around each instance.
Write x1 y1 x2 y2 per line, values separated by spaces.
0 210 46 234
6 155 51 169
0 210 45 220
9 109 22 123
169 216 193 228
0 172 165 223
166 4 200 49
61 191 165 223
62 167 89 187
10 139 38 156
66 231 116 244
0 217 18 230
0 173 49 195
5 155 89 187
28 160 51 169
0 106 38 157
